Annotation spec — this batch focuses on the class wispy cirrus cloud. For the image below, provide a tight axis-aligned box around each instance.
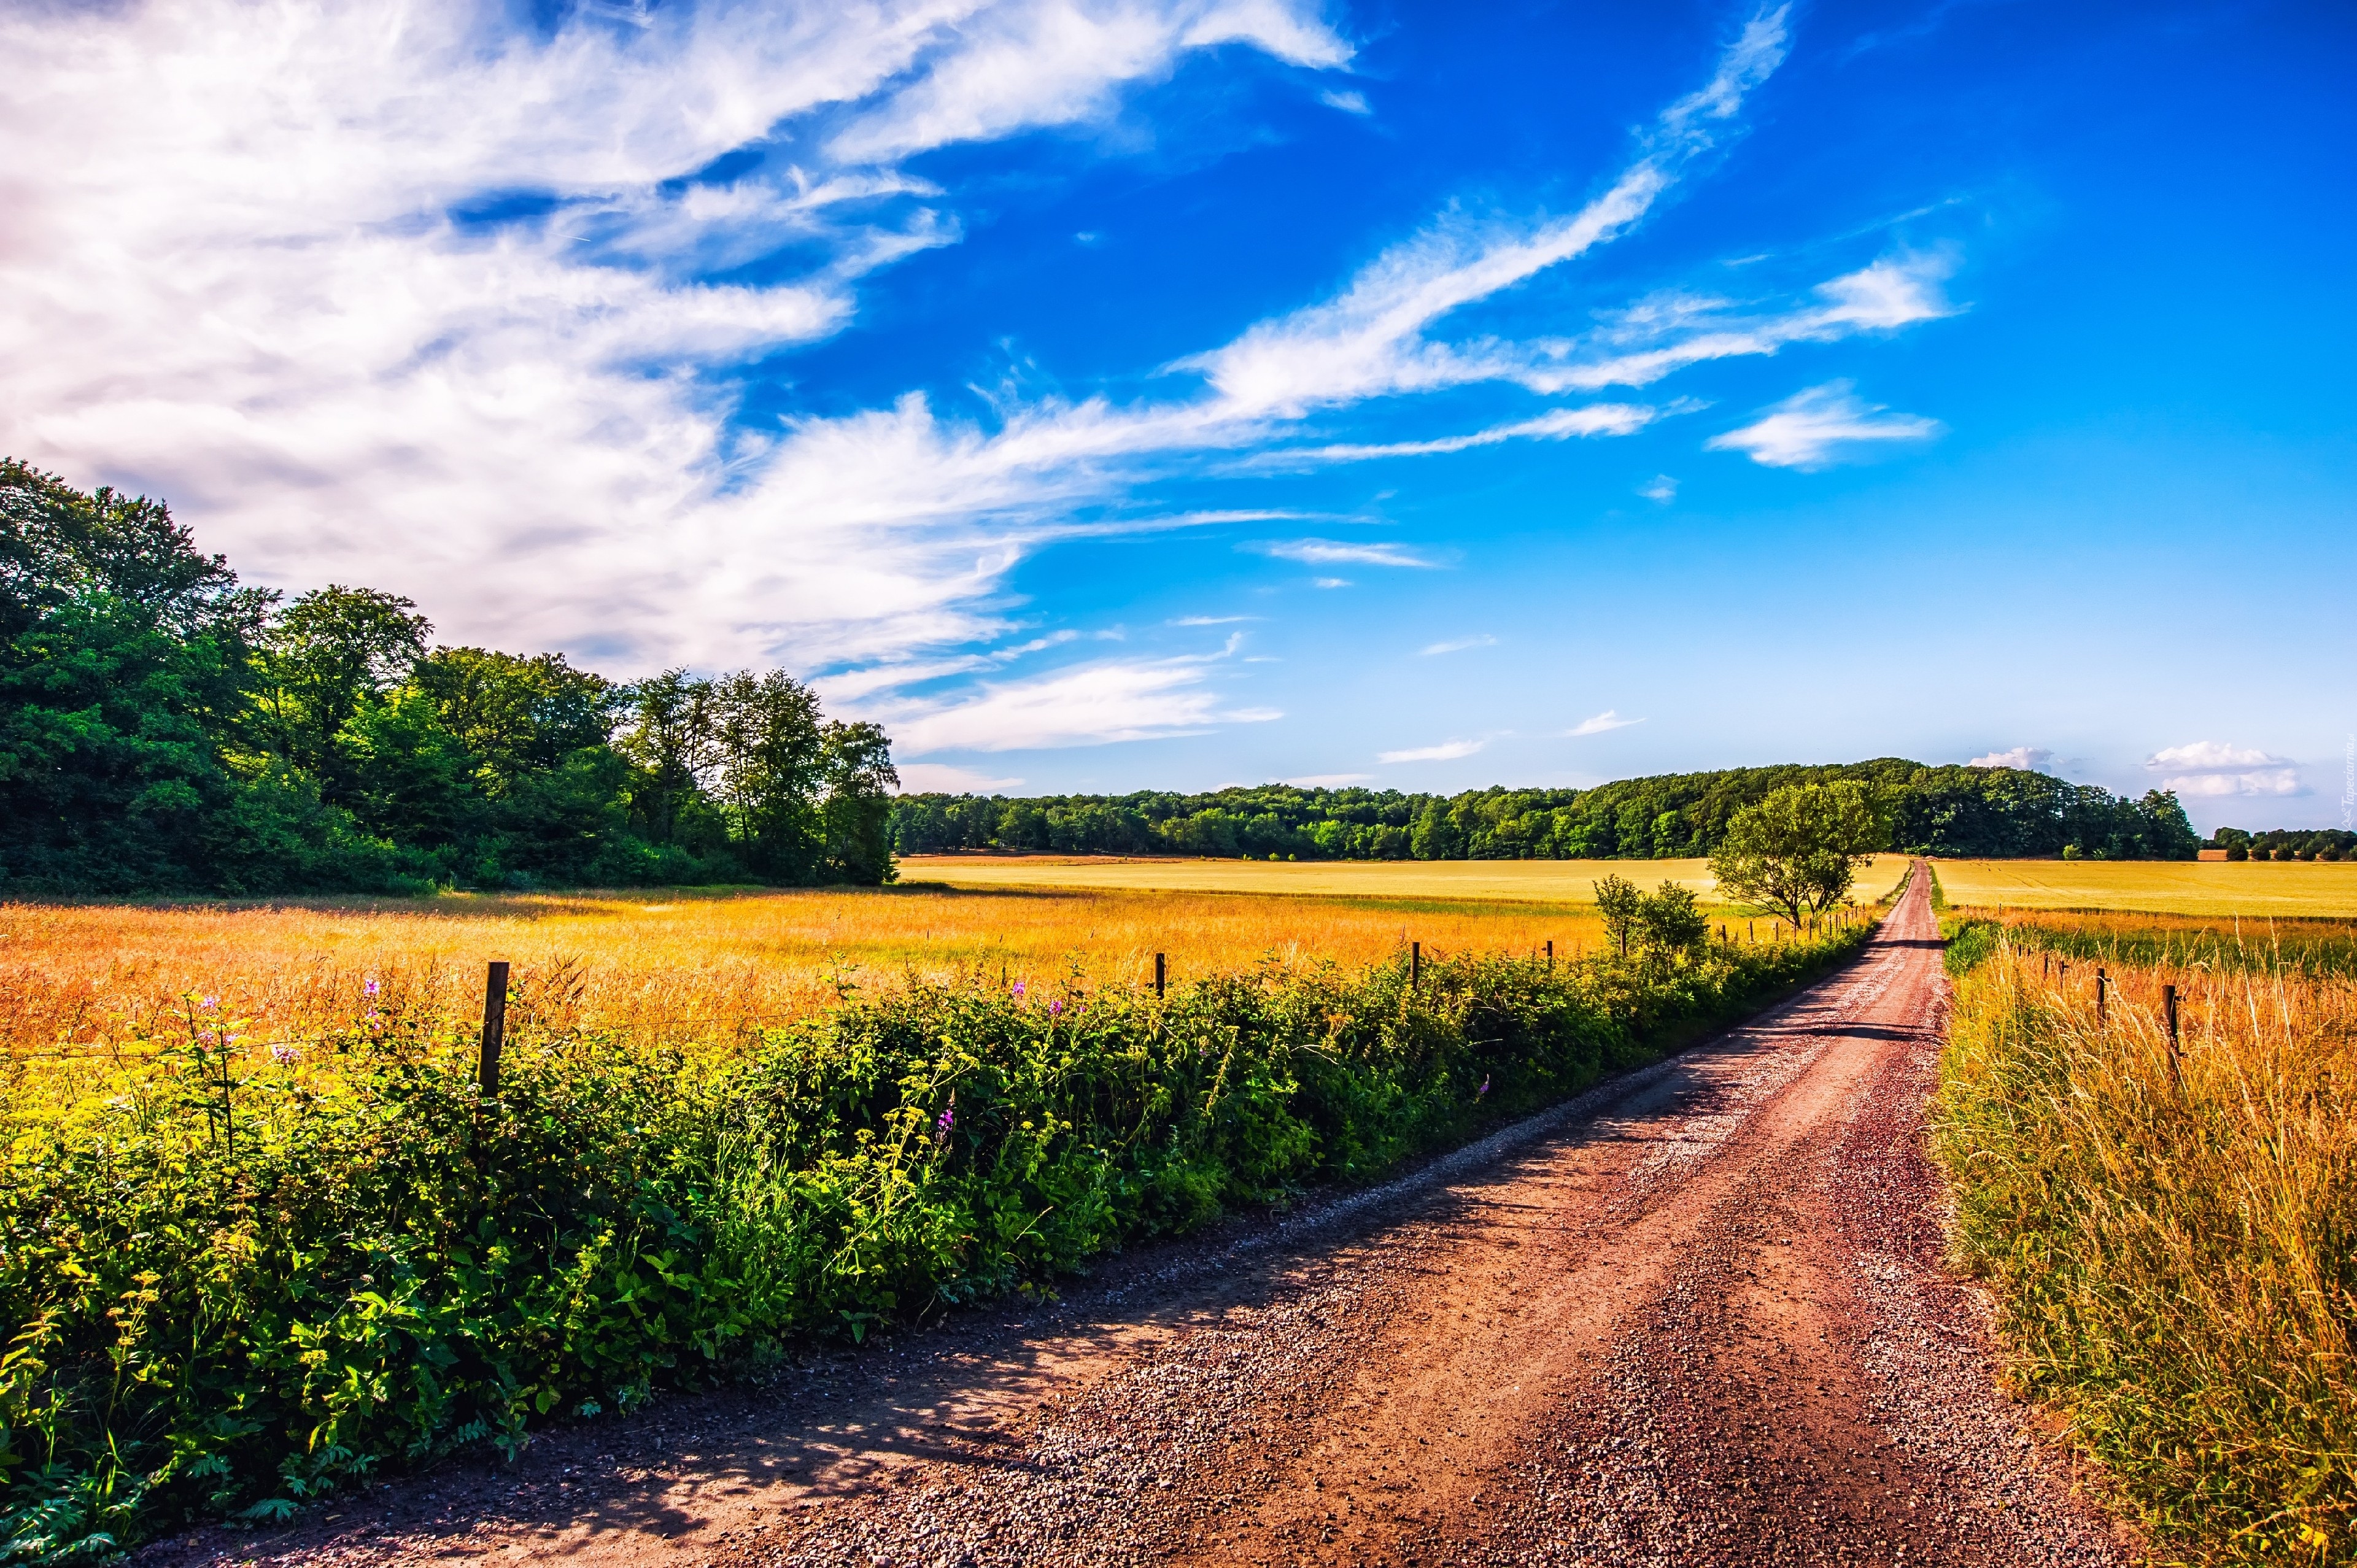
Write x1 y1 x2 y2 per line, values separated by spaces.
1251 404 1662 466
2146 741 2304 798
875 651 1281 753
1567 710 1641 736
1706 380 1942 469
1379 738 1487 762
896 762 1026 794
1421 635 1498 655
1247 538 1442 568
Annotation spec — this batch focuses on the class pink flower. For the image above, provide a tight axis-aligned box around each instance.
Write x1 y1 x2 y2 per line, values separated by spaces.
363 978 381 998
1012 980 1026 998
271 1044 299 1065
1048 998 1063 1016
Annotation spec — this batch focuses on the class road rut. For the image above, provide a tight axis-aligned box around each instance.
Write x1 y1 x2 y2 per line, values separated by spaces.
152 862 2129 1567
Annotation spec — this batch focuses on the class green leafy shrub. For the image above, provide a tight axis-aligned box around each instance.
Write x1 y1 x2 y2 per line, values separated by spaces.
1 927 1866 1552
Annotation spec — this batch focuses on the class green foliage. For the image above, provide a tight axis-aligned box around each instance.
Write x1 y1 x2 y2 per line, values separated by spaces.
2209 826 2357 863
0 462 897 894
1 925 1868 1552
1707 782 1887 925
891 760 2201 863
1940 916 2000 977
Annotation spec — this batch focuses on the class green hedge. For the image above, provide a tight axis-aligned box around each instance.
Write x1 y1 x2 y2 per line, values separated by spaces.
0 929 1865 1556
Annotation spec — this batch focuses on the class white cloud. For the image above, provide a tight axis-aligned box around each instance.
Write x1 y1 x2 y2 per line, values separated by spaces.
1638 474 1679 503
1319 88 1372 115
1508 254 1959 396
1169 614 1261 625
1285 771 1374 786
826 0 1350 164
1312 577 1352 589
1248 538 1440 568
1706 380 1942 469
1255 404 1659 465
1967 746 2056 772
1 0 1946 766
896 762 1026 794
1178 10 1792 418
1420 635 1498 656
0 0 1347 673
876 653 1279 753
1379 738 1486 763
1567 710 1641 736
2148 741 2282 771
2145 741 2304 799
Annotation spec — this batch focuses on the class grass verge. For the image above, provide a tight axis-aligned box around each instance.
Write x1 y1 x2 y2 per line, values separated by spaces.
1931 937 2357 1564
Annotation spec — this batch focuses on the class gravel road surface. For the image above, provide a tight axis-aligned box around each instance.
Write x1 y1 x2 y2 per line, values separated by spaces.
147 862 2130 1568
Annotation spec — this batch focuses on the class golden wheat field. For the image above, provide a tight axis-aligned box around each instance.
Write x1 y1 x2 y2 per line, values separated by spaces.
1935 857 2357 917
0 884 1625 1057
902 852 1917 902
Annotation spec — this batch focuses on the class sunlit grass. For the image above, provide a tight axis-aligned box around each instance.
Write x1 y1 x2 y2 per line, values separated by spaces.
1935 937 2357 1564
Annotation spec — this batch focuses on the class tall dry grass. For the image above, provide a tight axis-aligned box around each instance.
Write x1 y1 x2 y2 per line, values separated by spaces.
1933 941 2357 1564
0 886 1611 1062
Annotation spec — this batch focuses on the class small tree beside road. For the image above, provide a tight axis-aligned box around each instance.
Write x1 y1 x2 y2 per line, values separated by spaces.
1595 873 1712 962
1708 781 1887 926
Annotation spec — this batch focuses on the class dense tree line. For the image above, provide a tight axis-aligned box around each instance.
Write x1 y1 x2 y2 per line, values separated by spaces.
2208 827 2356 862
0 461 896 893
893 759 2201 862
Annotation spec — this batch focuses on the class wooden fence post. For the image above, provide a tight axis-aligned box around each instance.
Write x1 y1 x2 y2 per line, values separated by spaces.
1155 952 1166 998
2164 983 2182 1089
2097 968 2107 1026
479 961 509 1098
1411 941 1422 990
1544 939 1554 969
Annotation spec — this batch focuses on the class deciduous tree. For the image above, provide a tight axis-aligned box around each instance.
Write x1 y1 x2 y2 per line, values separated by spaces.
1707 782 1887 926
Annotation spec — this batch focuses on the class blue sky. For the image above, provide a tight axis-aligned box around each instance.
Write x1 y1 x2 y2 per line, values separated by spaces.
4 0 2351 828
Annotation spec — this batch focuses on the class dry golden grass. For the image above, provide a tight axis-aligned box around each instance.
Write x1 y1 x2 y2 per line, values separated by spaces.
0 884 1619 1058
1935 940 2357 1562
1935 857 2357 917
902 852 1917 902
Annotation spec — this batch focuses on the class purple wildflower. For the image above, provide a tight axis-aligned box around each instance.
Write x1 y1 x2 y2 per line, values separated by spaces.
935 1096 956 1145
1048 998 1063 1016
363 978 381 998
271 1044 299 1065
200 995 217 1011
1012 980 1026 998
1477 1074 1490 1098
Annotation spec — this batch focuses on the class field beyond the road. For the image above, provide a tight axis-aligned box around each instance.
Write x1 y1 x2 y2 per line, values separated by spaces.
1934 857 2357 917
904 852 1916 903
0 883 1620 1056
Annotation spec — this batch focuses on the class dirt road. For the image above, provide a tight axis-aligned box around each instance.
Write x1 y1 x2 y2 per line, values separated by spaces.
160 863 2128 1567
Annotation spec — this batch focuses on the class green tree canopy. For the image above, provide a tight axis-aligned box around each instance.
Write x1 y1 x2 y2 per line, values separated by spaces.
0 461 901 894
1706 782 1889 925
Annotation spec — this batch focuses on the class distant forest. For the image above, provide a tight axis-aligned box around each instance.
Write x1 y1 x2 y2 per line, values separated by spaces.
2210 827 2356 862
0 462 897 894
892 760 2205 863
